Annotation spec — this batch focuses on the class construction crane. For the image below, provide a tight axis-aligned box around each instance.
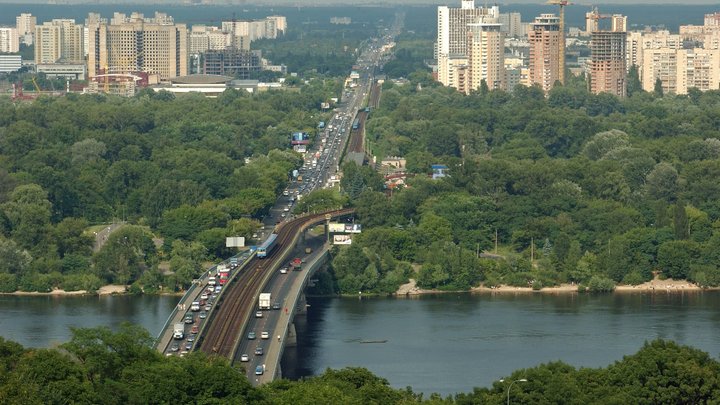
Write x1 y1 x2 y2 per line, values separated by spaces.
31 77 41 93
586 6 611 33
546 0 572 85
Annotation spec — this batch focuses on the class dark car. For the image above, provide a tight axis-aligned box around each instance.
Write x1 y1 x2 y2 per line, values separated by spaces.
184 342 192 350
272 302 281 310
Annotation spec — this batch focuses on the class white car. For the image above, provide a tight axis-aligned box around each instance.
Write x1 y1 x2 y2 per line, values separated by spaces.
261 331 269 339
255 311 263 318
240 354 249 362
280 267 288 274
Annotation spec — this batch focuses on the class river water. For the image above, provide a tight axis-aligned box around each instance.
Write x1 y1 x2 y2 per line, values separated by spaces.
282 292 720 396
1 292 719 396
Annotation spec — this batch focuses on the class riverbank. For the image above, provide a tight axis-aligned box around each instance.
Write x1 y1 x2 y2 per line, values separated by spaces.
396 278 719 296
1 285 129 297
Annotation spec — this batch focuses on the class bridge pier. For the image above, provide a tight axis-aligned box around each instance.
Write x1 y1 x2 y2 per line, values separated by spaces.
285 323 297 347
296 293 307 315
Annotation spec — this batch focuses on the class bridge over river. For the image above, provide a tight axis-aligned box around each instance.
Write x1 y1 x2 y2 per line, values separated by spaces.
155 208 354 383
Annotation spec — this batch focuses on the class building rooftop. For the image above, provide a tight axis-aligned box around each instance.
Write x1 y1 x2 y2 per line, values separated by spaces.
170 74 233 85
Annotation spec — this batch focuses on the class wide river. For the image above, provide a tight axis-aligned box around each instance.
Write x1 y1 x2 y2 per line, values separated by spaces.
2 292 720 396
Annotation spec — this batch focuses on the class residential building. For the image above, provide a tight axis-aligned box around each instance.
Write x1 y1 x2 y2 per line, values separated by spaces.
0 27 19 53
590 30 627 97
222 18 282 42
498 12 523 38
467 17 505 91
611 15 627 33
87 15 188 80
528 13 562 92
267 16 287 33
437 0 499 89
642 47 678 93
16 13 36 45
35 19 84 64
677 49 720 93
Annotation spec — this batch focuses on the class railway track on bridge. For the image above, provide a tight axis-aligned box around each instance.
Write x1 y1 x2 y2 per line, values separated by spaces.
198 209 353 359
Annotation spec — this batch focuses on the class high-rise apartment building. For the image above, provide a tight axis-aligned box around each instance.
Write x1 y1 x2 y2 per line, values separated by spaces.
16 13 36 45
0 27 19 53
87 15 188 80
498 12 523 38
611 15 627 33
189 25 249 54
35 19 84 64
642 48 678 93
590 31 627 97
704 12 720 27
528 13 562 93
437 0 499 89
267 16 287 34
467 17 505 92
677 49 720 93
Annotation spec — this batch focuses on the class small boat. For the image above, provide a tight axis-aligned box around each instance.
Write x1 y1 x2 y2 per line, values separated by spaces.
360 339 388 344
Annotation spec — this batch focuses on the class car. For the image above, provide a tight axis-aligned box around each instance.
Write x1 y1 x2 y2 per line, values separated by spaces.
279 267 288 274
252 233 258 238
255 311 263 318
255 365 264 375
199 299 206 306
261 331 269 339
186 334 195 343
248 331 256 340
185 342 192 350
170 344 179 352
184 314 194 324
214 285 222 293
190 325 199 334
272 302 281 310
199 311 207 319
200 292 209 300
204 304 212 311
254 347 263 355
240 354 249 362
283 207 289 212
281 213 286 218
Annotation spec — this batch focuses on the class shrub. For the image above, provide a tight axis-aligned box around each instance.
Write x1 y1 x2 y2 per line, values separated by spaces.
587 276 615 292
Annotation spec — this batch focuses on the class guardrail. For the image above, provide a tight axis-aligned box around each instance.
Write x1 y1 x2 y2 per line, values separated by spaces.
194 250 257 351
228 210 354 361
154 251 254 350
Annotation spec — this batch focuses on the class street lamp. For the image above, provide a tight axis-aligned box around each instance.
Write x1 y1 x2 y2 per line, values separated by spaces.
499 379 527 405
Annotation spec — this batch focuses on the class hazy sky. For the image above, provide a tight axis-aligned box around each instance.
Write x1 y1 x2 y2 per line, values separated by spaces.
0 0 719 4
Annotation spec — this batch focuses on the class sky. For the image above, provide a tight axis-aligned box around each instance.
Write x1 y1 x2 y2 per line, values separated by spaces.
0 0 718 4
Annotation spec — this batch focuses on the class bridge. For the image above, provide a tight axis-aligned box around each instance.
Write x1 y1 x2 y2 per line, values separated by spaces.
155 208 354 383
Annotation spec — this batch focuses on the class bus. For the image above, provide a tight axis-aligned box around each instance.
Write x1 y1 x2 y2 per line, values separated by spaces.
257 233 278 258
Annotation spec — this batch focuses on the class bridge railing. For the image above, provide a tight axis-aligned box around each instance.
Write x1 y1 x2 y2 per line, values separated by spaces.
228 209 354 361
154 251 253 350
194 250 257 352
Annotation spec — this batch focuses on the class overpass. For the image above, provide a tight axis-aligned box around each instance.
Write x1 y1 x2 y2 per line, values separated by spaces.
155 208 354 382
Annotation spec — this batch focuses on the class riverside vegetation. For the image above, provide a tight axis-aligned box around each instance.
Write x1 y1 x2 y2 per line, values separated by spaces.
0 324 717 403
325 69 720 294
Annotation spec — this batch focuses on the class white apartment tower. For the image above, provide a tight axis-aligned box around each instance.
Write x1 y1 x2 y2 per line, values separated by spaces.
35 19 84 64
437 0 499 89
16 13 36 45
467 18 505 92
0 28 19 53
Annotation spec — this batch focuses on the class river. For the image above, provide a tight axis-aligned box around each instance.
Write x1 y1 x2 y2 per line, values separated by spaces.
1 292 719 396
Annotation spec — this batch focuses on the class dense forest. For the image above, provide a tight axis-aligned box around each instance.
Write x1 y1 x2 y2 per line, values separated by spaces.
0 325 717 403
0 80 341 293
328 71 720 294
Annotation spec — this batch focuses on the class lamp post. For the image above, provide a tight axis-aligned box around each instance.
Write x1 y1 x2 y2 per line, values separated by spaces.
499 378 527 405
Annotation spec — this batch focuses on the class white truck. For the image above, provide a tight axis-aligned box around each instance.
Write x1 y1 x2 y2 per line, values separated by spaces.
259 293 271 310
173 323 184 340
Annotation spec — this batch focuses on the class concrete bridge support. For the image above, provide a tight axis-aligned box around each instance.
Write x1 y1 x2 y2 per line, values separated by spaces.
285 323 298 347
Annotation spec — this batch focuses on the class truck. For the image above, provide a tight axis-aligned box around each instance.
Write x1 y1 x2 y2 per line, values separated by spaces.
173 323 185 340
290 258 303 271
259 293 271 310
